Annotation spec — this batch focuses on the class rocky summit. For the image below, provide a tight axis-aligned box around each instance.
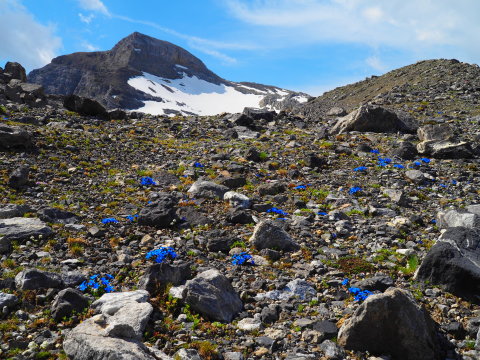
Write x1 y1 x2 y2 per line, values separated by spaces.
2 54 480 360
28 32 310 116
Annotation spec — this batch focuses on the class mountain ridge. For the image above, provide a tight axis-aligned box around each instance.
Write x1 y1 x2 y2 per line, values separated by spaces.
28 32 310 116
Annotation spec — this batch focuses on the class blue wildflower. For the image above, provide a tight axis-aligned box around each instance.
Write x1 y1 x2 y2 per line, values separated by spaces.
353 166 368 172
101 218 119 224
317 212 328 216
140 177 156 186
393 164 405 169
231 252 255 266
294 185 307 190
146 247 178 264
126 214 138 222
78 273 115 294
451 180 457 185
431 219 437 224
193 162 205 168
349 186 362 195
266 207 288 216
371 149 380 154
421 158 430 163
341 278 349 286
78 281 87 291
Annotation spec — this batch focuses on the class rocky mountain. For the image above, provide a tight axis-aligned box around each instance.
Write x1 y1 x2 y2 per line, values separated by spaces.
2 57 480 360
28 32 310 116
296 58 480 122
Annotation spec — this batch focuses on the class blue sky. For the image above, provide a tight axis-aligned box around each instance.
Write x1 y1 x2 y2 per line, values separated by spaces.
1 0 479 95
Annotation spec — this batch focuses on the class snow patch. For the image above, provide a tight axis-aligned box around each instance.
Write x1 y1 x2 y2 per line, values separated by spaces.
175 64 188 70
128 72 266 116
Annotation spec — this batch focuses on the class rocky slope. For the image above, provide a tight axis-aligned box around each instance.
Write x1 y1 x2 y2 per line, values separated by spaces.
1 60 480 360
28 32 310 116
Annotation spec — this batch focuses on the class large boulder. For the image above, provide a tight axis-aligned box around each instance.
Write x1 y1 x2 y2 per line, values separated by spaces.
63 290 157 360
415 227 480 303
416 124 474 159
0 125 33 150
137 193 178 228
4 62 27 82
338 288 447 360
8 165 30 189
188 180 229 199
0 204 30 219
15 269 64 290
437 209 480 229
38 207 79 224
0 292 18 311
243 107 276 122
250 220 300 252
51 288 90 321
5 80 46 107
183 269 243 323
0 217 53 254
64 94 108 118
331 105 414 134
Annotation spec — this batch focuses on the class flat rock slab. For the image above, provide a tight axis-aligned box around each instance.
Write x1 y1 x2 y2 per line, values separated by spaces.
0 217 53 254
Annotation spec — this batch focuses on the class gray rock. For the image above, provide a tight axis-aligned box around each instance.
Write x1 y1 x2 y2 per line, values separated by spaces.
138 262 192 293
257 182 286 196
15 269 63 290
224 191 251 209
0 125 33 150
234 126 259 139
188 180 229 199
137 193 177 228
5 80 46 107
0 204 30 219
227 208 253 224
38 207 79 224
223 352 244 360
417 124 453 142
353 275 394 292
243 107 276 122
0 292 18 309
51 288 90 321
105 301 153 340
319 340 346 360
331 105 414 134
392 141 418 160
183 269 242 323
91 290 150 315
0 217 53 254
4 62 27 82
383 189 408 206
417 139 474 159
250 220 300 252
405 170 426 184
338 288 446 360
8 165 30 189
63 290 155 359
437 209 480 229
326 107 346 116
255 279 316 301
64 94 108 118
173 348 202 360
177 206 212 226
415 227 480 303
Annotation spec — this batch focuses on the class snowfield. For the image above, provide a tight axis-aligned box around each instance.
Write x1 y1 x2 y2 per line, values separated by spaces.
127 71 299 116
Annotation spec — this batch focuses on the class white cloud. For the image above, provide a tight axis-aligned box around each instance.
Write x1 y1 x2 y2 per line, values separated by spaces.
79 12 95 24
223 0 480 63
365 55 386 72
0 0 62 71
77 0 110 16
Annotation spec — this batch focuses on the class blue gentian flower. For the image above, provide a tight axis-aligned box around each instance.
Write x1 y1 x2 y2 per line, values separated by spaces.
349 186 362 195
140 177 156 186
193 162 205 168
294 185 307 190
421 158 430 163
353 166 368 172
341 278 349 286
451 180 457 185
393 164 405 169
78 282 87 291
231 252 255 265
317 212 328 216
101 218 119 224
79 273 115 294
266 207 288 216
371 149 380 154
146 247 178 263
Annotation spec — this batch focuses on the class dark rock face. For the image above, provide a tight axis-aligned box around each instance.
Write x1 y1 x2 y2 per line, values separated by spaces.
331 105 415 134
242 107 276 122
64 95 108 118
392 141 418 160
139 262 191 293
416 227 480 304
4 62 27 82
38 207 79 224
338 288 447 360
0 125 33 150
51 288 90 321
8 165 30 189
5 80 46 107
137 192 177 228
